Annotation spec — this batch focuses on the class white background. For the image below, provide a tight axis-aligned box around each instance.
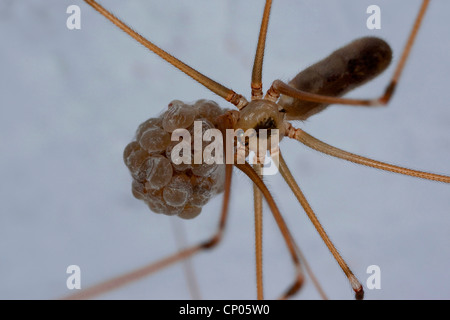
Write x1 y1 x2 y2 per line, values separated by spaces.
1 0 449 300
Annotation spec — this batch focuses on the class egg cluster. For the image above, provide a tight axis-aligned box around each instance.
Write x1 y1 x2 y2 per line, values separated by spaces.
123 100 227 219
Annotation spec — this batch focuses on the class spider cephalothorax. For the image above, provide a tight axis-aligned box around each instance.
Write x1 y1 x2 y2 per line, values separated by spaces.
235 99 286 139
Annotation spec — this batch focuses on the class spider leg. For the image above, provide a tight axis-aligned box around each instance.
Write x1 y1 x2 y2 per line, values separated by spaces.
62 164 233 300
278 152 364 299
285 123 450 183
251 0 272 100
84 0 248 109
265 1 430 108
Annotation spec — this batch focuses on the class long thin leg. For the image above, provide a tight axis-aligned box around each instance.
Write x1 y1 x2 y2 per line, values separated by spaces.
252 163 264 300
292 240 328 300
251 0 272 100
170 218 201 300
235 162 304 299
84 0 248 109
285 123 450 183
266 0 430 107
62 164 233 300
270 146 328 299
278 152 364 300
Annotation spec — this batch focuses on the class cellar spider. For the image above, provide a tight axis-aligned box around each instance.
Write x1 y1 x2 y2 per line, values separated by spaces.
60 0 450 300
1 1 449 300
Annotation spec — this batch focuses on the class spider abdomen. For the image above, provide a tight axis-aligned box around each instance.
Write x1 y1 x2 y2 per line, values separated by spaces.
280 36 393 120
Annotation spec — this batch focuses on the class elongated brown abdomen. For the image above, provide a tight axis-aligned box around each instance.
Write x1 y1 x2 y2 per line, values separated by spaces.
279 37 392 120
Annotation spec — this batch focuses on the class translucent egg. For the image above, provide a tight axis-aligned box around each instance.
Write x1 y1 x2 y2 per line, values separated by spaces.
194 99 224 125
162 100 196 132
192 163 218 177
123 141 140 166
139 127 171 154
188 118 215 144
165 142 192 172
146 189 166 214
190 176 214 207
143 155 173 190
178 205 202 220
163 205 184 216
124 146 149 177
163 174 193 207
135 117 163 140
131 180 146 200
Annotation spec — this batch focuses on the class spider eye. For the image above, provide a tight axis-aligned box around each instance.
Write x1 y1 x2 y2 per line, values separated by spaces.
254 117 277 131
